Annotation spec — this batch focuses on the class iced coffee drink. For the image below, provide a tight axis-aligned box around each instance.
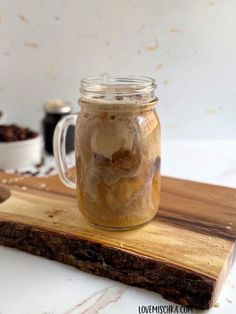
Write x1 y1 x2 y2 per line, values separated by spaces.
76 79 160 229
54 76 161 230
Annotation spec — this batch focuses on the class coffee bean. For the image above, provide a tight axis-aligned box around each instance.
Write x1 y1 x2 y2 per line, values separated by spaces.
0 124 38 142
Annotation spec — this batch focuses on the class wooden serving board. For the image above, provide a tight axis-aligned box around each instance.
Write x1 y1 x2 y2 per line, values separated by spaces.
0 172 235 309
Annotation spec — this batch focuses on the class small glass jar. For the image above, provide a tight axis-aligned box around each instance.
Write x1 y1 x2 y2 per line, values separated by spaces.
54 76 161 230
42 100 74 155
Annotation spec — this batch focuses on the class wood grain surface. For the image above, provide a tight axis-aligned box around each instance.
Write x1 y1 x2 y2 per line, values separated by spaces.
0 172 235 309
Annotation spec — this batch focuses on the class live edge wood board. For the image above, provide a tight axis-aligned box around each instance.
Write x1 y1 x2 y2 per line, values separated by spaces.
0 172 235 309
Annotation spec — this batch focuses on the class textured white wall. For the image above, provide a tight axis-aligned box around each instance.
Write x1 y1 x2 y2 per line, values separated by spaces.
0 0 236 139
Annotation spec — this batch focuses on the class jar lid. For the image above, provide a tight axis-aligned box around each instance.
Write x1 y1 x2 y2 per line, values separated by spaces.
44 99 72 114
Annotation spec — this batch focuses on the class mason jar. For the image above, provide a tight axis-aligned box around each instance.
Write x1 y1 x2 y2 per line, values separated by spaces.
54 76 161 230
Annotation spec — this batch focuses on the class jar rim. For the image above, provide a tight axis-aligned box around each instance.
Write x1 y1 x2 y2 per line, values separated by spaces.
80 75 157 105
81 75 156 94
81 75 155 87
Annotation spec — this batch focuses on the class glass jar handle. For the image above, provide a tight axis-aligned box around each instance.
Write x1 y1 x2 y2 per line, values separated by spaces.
53 114 77 189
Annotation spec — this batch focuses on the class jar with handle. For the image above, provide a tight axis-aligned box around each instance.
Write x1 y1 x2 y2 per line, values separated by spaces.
54 76 161 230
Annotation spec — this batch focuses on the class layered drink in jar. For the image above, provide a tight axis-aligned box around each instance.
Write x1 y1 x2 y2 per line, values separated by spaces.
75 76 161 229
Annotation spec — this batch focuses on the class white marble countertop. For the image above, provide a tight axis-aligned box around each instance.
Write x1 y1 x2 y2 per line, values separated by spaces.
0 140 235 314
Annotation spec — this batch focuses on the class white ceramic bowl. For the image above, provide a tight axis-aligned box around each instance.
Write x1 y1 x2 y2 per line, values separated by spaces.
0 135 43 169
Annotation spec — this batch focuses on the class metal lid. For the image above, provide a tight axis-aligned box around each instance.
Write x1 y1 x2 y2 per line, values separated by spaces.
44 99 72 114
